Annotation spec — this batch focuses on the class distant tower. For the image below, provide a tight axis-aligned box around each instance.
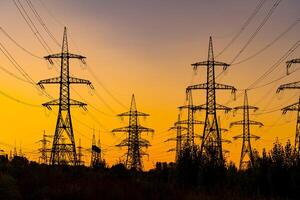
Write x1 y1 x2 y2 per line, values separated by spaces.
177 91 204 157
186 37 236 164
277 58 300 153
230 90 263 169
38 27 93 165
38 131 51 164
90 130 102 168
112 94 154 170
77 139 84 166
166 114 188 162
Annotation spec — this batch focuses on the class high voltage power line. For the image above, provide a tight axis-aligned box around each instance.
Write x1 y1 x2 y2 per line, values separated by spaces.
12 0 52 53
230 0 283 65
216 0 267 58
0 27 43 59
1 0 299 166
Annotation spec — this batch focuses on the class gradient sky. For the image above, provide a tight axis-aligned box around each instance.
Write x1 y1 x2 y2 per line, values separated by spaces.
0 0 299 169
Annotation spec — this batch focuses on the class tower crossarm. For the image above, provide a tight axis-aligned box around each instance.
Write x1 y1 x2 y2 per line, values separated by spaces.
282 102 300 114
139 138 151 147
186 83 207 91
165 138 177 142
286 58 300 74
169 126 188 131
112 126 154 133
38 77 93 89
37 77 61 88
117 111 150 117
230 120 264 128
221 139 232 144
116 138 150 148
178 105 201 111
191 61 230 70
167 148 176 152
174 119 204 126
42 99 87 110
232 105 259 111
233 134 260 140
277 81 300 93
115 139 129 147
194 103 232 112
69 77 93 88
215 83 237 94
186 83 236 94
44 53 86 64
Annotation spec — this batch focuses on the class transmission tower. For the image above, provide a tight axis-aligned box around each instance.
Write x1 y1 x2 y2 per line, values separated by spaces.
38 131 51 164
112 94 154 171
38 27 93 165
177 91 204 156
186 37 236 164
165 114 188 162
277 58 300 153
90 130 102 168
230 90 263 169
77 139 84 166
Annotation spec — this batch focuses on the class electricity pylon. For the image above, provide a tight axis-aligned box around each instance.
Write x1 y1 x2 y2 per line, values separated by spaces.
38 131 51 164
177 91 204 156
277 58 300 153
112 94 154 171
38 27 93 165
90 130 102 168
230 90 263 169
165 114 188 162
77 139 84 166
186 37 236 164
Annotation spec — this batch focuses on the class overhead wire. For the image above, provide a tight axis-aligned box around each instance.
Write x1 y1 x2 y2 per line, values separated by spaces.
0 27 43 59
12 0 52 53
231 18 300 66
230 0 283 65
24 0 60 46
216 0 267 57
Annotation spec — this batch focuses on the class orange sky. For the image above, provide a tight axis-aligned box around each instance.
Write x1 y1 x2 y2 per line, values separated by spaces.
0 0 299 170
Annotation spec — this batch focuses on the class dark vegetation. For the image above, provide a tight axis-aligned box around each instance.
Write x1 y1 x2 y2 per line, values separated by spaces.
0 140 300 200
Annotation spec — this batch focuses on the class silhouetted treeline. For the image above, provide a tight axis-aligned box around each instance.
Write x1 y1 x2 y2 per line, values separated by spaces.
0 140 300 200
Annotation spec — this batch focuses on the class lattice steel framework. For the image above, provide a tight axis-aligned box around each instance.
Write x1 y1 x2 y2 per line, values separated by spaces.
230 90 263 169
112 94 154 170
90 130 102 168
166 114 188 162
277 58 300 152
186 37 236 164
38 27 93 165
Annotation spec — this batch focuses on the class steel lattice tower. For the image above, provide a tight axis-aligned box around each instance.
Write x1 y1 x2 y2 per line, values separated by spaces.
38 131 51 164
77 139 84 166
177 91 204 156
166 114 188 162
230 90 263 169
277 58 300 153
90 130 102 168
186 37 236 164
112 94 154 170
38 27 93 165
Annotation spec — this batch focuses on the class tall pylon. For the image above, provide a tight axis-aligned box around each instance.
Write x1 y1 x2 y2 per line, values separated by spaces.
77 139 84 166
177 91 204 156
186 37 236 164
112 94 154 171
38 27 93 165
230 90 263 169
277 58 300 153
90 130 102 168
165 114 188 162
38 131 51 164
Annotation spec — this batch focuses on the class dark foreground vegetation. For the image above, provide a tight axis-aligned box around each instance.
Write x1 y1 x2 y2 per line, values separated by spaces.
0 140 300 200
